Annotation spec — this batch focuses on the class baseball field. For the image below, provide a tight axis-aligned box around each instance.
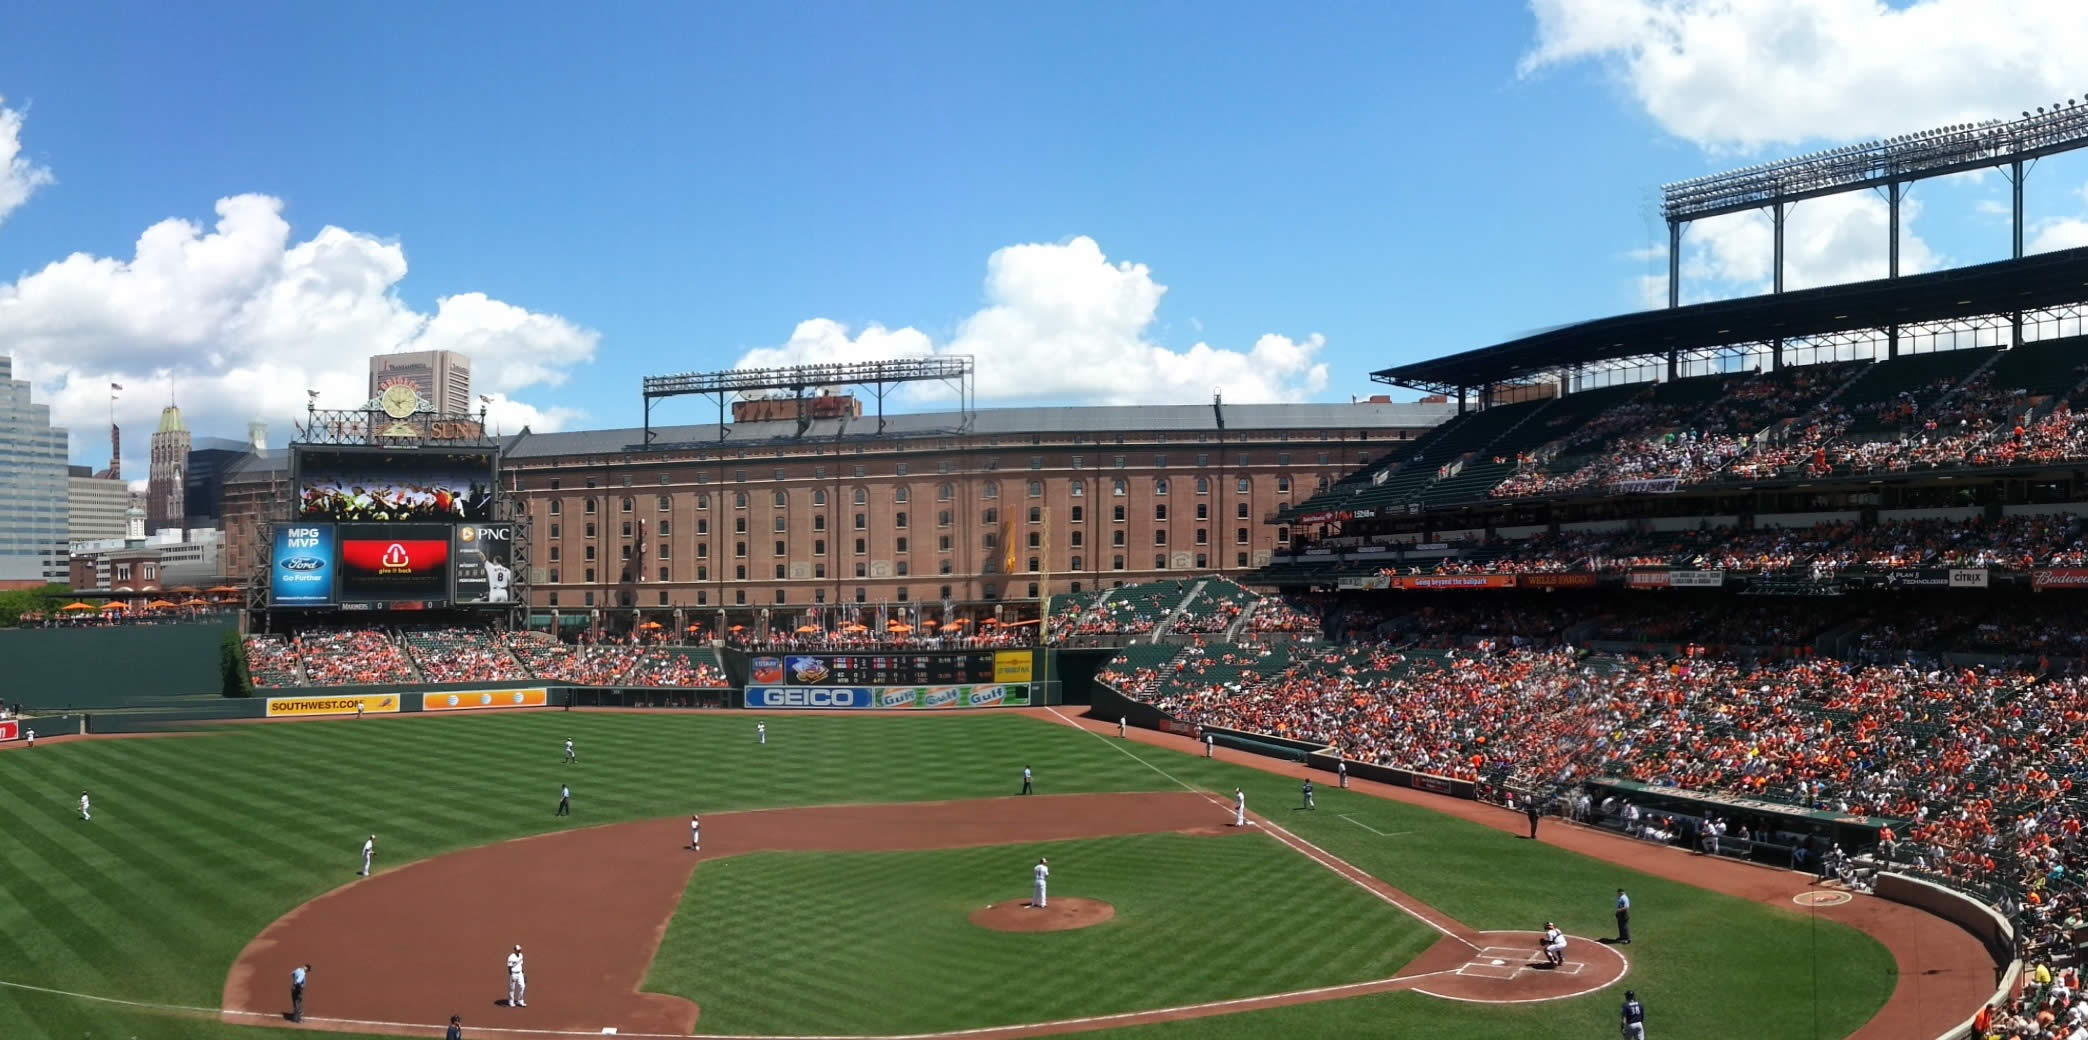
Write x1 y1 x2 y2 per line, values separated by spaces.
0 707 1956 1038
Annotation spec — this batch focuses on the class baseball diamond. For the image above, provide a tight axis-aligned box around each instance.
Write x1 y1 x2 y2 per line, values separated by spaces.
0 706 1984 1039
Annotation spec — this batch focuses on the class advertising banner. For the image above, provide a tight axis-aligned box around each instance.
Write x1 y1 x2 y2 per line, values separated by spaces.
745 686 877 709
421 688 548 712
1160 719 1201 738
338 523 452 602
2035 569 2088 591
1336 574 1391 590
1520 573 1597 589
1627 570 1671 590
265 694 402 718
1609 477 1682 495
1399 574 1518 590
1885 569 1951 588
1949 568 1991 589
1668 570 1726 588
992 651 1034 684
0 721 16 742
452 524 517 604
270 523 338 606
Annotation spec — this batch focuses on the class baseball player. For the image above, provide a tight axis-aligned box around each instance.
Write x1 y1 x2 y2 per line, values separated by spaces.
1031 857 1049 908
757 721 766 745
24 727 33 748
689 814 701 851
1620 989 1646 1039
359 834 375 876
1541 922 1567 967
289 963 309 1023
1233 788 1247 827
1336 759 1347 788
78 790 90 822
563 738 576 764
555 783 571 817
505 944 527 1007
1203 730 1213 757
1301 778 1315 811
1021 765 1034 796
1117 716 1126 737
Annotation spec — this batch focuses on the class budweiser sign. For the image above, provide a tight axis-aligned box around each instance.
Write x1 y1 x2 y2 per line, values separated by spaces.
2035 569 2088 591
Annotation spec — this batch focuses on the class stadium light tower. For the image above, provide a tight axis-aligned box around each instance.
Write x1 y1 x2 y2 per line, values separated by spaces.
1659 101 2088 311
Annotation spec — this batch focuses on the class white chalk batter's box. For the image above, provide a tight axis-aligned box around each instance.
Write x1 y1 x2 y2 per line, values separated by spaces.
1455 945 1586 978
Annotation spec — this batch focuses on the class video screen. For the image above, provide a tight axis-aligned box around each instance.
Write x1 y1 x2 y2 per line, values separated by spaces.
297 449 495 522
269 523 336 606
338 523 453 602
453 524 516 604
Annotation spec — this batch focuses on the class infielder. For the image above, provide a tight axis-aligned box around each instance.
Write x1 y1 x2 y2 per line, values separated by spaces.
1021 765 1034 796
79 790 90 821
757 721 767 745
563 738 576 764
359 834 375 876
1233 788 1247 827
1541 922 1567 967
1620 989 1646 1039
689 814 701 851
1301 778 1315 810
505 944 527 1007
555 783 571 817
1031 856 1049 908
1336 760 1347 788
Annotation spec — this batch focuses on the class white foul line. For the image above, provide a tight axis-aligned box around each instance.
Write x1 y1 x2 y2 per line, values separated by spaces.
1339 813 1408 837
1044 708 1476 950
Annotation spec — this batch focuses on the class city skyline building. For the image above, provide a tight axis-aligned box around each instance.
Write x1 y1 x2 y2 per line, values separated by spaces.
0 355 73 585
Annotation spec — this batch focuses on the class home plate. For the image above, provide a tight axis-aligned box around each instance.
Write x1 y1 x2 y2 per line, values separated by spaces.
1491 959 1506 966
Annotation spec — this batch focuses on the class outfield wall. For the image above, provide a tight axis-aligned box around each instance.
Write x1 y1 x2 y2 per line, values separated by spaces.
1 623 234 708
1871 873 2018 1039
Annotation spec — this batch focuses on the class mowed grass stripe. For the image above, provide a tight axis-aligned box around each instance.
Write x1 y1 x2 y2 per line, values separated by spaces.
646 831 1438 1037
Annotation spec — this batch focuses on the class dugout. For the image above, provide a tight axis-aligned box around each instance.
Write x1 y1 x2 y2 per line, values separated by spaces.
1586 777 1896 870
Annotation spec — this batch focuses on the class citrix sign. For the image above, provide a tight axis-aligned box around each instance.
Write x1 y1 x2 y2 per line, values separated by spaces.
744 686 874 709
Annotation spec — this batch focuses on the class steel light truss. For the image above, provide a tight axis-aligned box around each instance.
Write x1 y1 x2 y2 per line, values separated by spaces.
639 356 974 447
1660 104 2088 223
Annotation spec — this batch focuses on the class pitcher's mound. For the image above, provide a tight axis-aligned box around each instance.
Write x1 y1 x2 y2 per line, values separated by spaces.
970 897 1116 933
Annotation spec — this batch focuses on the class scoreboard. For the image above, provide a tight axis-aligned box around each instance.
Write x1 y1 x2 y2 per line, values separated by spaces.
748 650 1033 688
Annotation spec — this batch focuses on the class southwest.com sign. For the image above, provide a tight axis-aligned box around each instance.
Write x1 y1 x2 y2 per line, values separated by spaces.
745 685 1034 710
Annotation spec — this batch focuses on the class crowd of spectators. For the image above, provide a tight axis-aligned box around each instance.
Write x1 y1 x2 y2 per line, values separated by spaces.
404 628 527 685
1244 596 1322 636
624 649 730 687
293 628 418 686
243 635 306 688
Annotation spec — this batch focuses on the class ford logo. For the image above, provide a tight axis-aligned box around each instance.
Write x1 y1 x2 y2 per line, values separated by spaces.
280 556 325 571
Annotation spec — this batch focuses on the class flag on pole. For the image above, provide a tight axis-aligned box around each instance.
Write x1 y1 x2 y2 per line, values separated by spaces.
111 383 124 391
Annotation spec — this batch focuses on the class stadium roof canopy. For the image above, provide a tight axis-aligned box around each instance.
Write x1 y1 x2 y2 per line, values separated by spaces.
1373 245 2088 396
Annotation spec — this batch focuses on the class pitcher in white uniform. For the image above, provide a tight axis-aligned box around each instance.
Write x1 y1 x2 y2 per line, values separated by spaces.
505 944 527 1007
1031 857 1049 908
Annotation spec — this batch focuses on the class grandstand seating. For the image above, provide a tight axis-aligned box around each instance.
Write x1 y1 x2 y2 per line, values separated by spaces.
242 635 306 688
404 628 528 685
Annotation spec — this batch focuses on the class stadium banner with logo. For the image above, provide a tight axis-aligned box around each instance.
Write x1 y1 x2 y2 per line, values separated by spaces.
992 651 1034 683
1949 568 1990 589
1884 569 1951 588
1627 570 1671 590
270 523 337 606
1668 570 1726 588
1336 574 1392 590
1608 477 1682 495
337 522 453 603
265 694 402 718
1396 574 1518 590
453 524 517 604
745 684 1032 710
2034 569 2088 591
419 688 549 712
0 721 16 742
1520 573 1597 589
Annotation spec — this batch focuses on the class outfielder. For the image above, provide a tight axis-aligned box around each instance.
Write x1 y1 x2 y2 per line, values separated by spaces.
505 944 527 1007
79 790 90 821
359 834 375 876
1032 857 1049 908
1336 760 1347 788
555 783 571 817
1021 765 1034 795
1203 730 1213 757
24 727 33 748
689 814 701 851
1234 788 1247 827
1117 716 1126 737
1301 778 1315 810
563 738 576 764
757 721 767 745
1541 922 1567 967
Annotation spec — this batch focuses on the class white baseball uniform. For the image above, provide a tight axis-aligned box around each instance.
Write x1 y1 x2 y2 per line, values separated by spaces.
757 722 766 744
1543 926 1567 963
1234 789 1246 827
564 739 575 763
1032 860 1049 908
79 793 90 821
24 728 33 747
506 948 527 1006
690 816 701 850
1118 717 1126 736
360 837 374 876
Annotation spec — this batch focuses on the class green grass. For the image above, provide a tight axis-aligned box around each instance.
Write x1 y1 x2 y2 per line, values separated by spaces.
646 831 1437 1036
0 710 1896 1038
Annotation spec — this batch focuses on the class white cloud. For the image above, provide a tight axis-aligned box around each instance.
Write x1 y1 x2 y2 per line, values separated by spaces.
1522 0 2088 151
732 236 1329 405
0 97 54 229
2030 218 2088 255
0 194 599 473
1676 193 1940 296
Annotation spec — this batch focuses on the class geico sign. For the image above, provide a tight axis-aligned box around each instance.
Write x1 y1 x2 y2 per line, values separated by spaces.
749 687 869 708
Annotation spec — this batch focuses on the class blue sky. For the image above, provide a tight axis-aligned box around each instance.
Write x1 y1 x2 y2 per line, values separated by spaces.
1 0 2086 470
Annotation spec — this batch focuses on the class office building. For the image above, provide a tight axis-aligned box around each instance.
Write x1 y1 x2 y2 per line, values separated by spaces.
0 355 71 585
148 405 191 533
69 465 130 545
369 350 473 416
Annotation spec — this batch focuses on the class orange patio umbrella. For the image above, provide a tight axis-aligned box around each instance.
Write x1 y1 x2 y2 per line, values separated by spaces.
795 625 819 634
638 620 663 630
60 601 96 612
886 622 913 632
99 602 126 613
146 599 178 609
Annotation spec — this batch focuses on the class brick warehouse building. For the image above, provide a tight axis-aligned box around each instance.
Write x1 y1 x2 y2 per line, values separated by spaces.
218 398 1449 618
